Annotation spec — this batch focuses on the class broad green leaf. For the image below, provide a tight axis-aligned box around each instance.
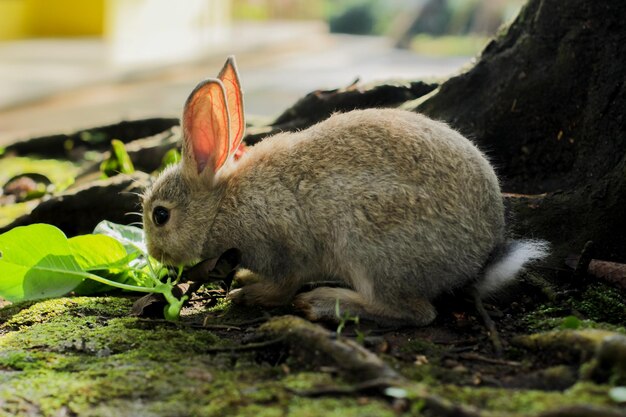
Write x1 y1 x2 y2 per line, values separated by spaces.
94 221 146 255
68 234 141 295
0 224 85 302
0 222 186 321
68 234 129 271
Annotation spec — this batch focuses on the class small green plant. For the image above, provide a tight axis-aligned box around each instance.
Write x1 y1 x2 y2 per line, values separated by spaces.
100 139 135 178
334 298 363 342
560 315 582 330
0 221 186 320
159 148 181 171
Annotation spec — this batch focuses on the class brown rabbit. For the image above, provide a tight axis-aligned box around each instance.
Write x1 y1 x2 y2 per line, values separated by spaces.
143 56 548 326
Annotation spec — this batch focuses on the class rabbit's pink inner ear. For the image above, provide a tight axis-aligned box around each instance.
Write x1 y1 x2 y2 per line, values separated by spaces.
183 80 230 174
218 56 245 157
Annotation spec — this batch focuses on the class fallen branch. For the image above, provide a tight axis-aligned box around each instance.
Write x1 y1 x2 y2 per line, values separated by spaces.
566 244 626 290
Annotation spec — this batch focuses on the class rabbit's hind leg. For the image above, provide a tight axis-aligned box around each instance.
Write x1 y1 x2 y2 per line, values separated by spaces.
227 278 300 308
294 287 436 327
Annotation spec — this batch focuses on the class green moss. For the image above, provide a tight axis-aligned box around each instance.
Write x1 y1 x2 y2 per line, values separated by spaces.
0 295 622 416
0 297 132 330
426 382 612 414
573 283 626 324
523 284 626 333
0 296 404 417
286 397 397 417
281 372 338 391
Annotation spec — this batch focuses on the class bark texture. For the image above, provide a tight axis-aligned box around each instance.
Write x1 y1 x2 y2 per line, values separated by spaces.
415 0 626 261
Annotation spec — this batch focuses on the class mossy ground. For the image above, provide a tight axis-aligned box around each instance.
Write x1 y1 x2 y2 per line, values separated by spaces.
0 277 624 417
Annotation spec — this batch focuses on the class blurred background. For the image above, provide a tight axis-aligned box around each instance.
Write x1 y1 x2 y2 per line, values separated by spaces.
0 0 525 144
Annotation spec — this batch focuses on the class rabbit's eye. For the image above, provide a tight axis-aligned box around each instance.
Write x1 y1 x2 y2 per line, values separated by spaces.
152 206 170 226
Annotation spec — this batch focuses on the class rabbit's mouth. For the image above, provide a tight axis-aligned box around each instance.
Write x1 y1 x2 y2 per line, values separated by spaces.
147 241 198 267
146 241 176 266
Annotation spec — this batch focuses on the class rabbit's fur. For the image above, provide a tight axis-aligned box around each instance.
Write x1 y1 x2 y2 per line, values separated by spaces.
143 57 547 326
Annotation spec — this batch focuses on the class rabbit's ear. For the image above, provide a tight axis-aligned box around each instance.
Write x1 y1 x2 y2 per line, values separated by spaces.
182 79 231 175
218 56 245 157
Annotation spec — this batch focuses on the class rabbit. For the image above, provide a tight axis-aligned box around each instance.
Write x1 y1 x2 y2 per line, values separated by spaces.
142 56 548 327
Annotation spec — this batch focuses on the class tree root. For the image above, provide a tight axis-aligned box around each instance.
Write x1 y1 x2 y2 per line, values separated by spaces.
243 80 437 145
260 316 488 415
259 315 404 384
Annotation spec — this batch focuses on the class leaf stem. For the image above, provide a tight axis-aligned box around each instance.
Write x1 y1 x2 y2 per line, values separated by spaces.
77 270 161 293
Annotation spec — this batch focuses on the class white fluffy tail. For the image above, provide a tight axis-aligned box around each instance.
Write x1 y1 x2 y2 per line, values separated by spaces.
476 240 550 297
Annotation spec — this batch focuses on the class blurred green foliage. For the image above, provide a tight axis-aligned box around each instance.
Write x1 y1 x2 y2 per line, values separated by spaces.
233 0 525 39
100 139 134 178
410 34 489 56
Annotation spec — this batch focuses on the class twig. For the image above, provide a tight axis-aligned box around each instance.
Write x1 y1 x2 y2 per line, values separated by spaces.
203 336 285 353
473 292 503 357
135 318 241 332
188 323 242 331
458 352 522 367
573 240 595 280
223 315 272 327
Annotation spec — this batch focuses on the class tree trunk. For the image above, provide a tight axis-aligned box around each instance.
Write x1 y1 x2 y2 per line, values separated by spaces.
414 0 626 261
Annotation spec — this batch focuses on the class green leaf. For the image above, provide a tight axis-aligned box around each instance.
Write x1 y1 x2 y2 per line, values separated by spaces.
68 234 130 271
68 234 137 295
0 222 186 321
0 224 85 302
68 234 142 295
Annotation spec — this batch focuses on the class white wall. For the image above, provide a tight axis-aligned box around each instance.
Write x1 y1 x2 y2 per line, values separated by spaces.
105 0 231 66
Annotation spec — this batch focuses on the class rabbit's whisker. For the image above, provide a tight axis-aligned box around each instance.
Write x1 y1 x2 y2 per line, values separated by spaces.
125 211 144 218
